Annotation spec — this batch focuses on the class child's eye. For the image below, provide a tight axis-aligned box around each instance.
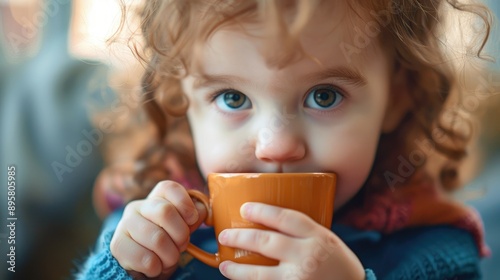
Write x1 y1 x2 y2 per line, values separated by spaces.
304 85 344 110
214 90 252 111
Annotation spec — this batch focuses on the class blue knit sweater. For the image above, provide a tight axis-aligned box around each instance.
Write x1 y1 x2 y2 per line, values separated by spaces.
76 209 481 279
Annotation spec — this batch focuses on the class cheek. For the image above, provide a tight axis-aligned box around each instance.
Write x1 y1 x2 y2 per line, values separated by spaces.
191 123 251 177
191 126 223 177
186 97 256 178
332 147 376 210
310 125 380 210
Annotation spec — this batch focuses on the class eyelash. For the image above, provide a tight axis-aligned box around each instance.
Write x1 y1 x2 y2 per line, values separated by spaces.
206 88 249 117
303 84 348 116
207 88 236 103
206 84 349 115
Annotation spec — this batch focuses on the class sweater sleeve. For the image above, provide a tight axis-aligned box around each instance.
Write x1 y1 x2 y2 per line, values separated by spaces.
75 209 132 280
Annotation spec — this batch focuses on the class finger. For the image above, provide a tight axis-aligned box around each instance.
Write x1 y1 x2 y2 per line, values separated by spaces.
139 197 191 251
218 228 298 261
110 233 162 278
241 203 318 237
188 200 208 233
148 181 199 225
126 212 180 269
219 261 284 280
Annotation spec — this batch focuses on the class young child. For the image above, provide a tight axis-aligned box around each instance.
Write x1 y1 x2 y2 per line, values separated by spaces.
78 0 494 279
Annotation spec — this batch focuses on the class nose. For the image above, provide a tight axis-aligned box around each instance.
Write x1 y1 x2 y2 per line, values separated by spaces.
255 128 306 163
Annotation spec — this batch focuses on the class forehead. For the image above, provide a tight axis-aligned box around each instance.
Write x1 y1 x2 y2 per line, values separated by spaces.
190 1 388 81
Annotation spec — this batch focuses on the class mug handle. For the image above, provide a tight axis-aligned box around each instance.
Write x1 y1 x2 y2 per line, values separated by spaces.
185 190 219 268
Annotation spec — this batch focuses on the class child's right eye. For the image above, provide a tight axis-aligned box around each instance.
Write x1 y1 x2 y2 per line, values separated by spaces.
214 90 252 111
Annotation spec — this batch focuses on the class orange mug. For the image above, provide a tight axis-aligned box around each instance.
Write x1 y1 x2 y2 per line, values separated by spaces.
186 173 336 267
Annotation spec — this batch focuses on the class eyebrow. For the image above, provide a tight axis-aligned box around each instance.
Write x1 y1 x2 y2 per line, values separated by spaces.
305 66 367 87
193 74 247 89
193 66 367 89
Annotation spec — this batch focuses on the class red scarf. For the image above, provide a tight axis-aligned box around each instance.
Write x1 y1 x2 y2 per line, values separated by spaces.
338 171 490 257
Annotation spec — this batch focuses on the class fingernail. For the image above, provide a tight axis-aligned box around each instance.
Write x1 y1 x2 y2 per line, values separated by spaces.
187 203 201 225
218 230 228 244
219 261 230 274
240 203 252 219
194 201 206 213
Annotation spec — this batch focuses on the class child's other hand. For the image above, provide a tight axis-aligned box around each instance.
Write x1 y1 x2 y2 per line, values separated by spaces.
110 181 207 278
218 203 365 280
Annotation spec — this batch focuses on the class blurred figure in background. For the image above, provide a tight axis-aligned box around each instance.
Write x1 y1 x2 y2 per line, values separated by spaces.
0 0 119 278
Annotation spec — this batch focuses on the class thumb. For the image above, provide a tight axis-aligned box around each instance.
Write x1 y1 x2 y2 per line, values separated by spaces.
189 200 208 233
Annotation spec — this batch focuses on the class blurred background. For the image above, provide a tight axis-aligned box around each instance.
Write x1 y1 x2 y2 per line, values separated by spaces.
0 0 499 279
0 0 127 279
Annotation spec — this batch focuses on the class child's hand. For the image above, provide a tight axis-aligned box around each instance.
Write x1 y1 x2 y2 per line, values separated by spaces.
110 181 207 278
218 203 365 280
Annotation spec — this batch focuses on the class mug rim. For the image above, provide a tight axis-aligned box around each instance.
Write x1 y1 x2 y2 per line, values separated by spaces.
208 172 336 178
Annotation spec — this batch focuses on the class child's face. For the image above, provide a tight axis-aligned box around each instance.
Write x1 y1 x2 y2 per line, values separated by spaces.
182 3 397 210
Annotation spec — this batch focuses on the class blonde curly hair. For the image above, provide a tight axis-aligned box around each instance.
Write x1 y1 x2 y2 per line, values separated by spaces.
109 0 493 198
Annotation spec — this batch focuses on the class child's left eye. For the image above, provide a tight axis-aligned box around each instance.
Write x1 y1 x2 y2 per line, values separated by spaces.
304 85 344 110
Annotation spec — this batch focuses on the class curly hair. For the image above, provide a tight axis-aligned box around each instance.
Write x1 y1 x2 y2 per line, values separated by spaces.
111 0 493 196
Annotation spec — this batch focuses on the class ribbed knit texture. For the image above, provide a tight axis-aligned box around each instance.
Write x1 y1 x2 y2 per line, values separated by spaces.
384 227 480 280
77 231 131 280
76 210 481 279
